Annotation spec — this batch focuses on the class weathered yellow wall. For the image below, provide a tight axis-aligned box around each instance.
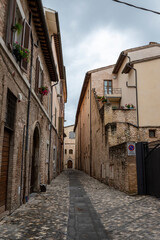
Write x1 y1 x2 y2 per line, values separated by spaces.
136 59 160 126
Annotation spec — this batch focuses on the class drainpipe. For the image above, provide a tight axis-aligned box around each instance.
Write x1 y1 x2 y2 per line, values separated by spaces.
20 125 25 205
23 30 34 203
127 65 139 128
121 53 139 127
90 78 92 176
48 81 58 184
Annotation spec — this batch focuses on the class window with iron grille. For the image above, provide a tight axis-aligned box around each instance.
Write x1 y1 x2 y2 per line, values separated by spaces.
5 89 17 130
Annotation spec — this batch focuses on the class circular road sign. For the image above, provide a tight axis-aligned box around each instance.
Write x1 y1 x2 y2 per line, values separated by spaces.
128 144 135 151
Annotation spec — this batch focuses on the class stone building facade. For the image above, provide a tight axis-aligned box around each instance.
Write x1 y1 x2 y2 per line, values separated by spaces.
64 125 75 169
0 0 66 218
75 43 160 194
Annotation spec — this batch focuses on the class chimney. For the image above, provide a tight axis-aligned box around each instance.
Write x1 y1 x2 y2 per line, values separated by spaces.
149 42 158 45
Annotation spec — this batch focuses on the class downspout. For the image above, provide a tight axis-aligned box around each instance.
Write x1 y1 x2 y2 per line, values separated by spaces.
20 125 25 205
90 78 92 176
121 53 139 127
48 81 58 184
24 30 34 202
127 65 139 128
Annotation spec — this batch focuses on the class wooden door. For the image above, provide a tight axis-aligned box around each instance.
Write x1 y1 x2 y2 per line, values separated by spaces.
0 128 10 212
67 160 73 169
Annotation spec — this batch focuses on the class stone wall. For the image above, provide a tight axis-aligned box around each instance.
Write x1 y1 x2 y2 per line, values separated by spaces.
109 143 137 194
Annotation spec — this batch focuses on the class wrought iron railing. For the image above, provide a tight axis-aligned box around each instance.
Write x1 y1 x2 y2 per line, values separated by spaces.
104 88 122 96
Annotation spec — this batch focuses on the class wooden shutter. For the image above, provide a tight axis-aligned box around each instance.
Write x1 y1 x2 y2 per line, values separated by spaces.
6 0 16 50
21 20 31 72
58 117 63 136
40 71 44 102
35 58 40 93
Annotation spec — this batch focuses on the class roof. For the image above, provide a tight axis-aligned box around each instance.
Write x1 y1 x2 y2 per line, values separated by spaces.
113 42 160 74
28 0 58 82
44 8 65 80
64 124 75 128
74 64 115 131
44 7 67 102
122 55 160 74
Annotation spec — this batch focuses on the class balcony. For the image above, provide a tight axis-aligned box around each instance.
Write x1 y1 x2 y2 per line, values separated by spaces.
104 88 122 102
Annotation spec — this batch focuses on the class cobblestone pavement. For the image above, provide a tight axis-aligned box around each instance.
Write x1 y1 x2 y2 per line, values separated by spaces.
0 170 160 240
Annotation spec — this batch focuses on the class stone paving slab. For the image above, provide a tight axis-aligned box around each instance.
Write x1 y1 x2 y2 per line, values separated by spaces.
0 172 69 240
0 170 160 239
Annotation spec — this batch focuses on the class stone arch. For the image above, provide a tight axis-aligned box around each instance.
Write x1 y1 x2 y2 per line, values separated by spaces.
67 159 73 169
30 122 40 193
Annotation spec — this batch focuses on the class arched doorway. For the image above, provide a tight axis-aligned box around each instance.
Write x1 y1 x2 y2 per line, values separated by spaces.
67 160 73 169
30 126 40 193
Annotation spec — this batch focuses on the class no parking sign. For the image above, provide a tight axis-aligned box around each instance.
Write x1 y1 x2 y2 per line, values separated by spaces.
127 142 136 156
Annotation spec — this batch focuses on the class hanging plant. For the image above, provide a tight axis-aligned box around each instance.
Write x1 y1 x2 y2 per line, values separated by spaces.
12 23 22 35
39 86 49 96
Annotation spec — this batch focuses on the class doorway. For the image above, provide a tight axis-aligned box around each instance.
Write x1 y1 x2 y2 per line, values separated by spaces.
67 160 73 169
30 127 40 193
0 128 11 213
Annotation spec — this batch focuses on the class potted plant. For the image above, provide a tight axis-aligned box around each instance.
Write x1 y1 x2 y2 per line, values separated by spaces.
125 104 135 109
39 86 49 96
12 23 22 35
13 42 30 63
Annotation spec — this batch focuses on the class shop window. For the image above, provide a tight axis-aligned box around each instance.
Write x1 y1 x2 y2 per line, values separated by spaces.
149 130 156 138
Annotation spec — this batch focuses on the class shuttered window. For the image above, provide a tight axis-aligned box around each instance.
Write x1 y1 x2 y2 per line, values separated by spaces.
6 0 16 50
21 20 31 72
35 57 44 102
58 117 63 136
5 89 17 131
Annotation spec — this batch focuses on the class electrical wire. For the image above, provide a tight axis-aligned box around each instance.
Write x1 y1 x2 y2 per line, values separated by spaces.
112 0 160 15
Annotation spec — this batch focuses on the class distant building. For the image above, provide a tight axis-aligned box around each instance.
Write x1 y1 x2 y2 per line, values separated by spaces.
64 125 75 169
75 42 160 194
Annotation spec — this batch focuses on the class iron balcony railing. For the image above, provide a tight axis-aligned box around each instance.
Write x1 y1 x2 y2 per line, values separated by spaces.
104 88 122 96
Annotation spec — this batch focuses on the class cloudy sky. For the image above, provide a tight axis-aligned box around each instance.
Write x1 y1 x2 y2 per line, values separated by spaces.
42 0 160 126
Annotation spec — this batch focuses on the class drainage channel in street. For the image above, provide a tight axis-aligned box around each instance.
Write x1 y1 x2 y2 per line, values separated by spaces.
67 170 111 240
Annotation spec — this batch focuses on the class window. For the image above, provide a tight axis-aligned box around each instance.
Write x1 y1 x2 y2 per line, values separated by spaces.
111 124 116 135
69 149 73 154
104 80 112 95
6 1 30 71
65 149 67 154
5 89 17 130
35 57 44 101
55 107 57 127
69 131 75 139
149 130 156 138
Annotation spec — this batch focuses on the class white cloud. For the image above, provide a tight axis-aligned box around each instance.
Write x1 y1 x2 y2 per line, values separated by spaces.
64 27 140 126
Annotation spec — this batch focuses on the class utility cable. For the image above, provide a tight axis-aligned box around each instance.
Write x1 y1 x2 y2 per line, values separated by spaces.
112 0 160 15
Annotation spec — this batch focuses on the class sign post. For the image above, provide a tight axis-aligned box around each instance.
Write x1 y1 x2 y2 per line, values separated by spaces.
127 142 136 156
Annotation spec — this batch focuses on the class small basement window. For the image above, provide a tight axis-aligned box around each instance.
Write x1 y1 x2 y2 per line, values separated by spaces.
149 130 156 138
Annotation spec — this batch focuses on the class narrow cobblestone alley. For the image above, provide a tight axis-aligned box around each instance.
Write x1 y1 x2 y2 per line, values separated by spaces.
1 170 160 240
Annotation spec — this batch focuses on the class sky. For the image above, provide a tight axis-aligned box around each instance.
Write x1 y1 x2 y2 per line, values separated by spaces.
42 0 160 126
